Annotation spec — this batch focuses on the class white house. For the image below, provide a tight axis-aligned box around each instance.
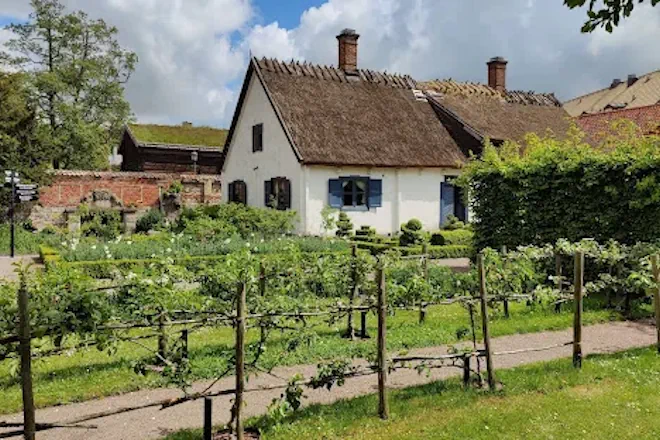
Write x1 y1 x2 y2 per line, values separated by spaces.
221 29 569 235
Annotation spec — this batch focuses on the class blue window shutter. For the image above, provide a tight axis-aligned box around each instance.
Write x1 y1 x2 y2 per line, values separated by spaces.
328 179 342 208
368 179 382 208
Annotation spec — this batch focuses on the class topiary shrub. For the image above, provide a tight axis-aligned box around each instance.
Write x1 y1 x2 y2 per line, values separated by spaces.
335 212 353 237
430 229 474 246
399 218 425 246
442 215 465 231
135 209 166 233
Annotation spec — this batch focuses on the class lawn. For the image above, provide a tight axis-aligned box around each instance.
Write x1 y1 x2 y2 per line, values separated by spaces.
0 301 615 415
168 347 660 440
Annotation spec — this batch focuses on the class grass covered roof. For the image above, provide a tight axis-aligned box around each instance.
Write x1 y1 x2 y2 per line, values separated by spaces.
128 123 228 148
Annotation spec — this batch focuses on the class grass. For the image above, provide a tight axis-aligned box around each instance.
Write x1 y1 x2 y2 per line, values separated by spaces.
0 226 61 256
128 123 227 147
0 301 615 415
167 347 660 440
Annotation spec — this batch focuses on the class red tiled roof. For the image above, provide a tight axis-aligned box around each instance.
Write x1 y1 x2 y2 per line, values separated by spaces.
576 104 660 140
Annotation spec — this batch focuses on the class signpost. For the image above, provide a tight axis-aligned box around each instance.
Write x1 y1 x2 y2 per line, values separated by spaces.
3 171 39 258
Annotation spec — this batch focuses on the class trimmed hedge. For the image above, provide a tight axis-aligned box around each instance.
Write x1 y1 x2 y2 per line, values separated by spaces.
461 133 660 249
355 241 472 258
430 229 474 246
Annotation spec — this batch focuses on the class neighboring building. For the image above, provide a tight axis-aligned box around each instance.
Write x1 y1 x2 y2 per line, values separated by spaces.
119 123 227 174
564 70 660 139
221 29 570 235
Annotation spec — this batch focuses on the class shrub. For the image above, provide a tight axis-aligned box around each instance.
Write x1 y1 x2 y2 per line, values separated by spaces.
135 209 166 233
460 127 660 249
176 203 297 239
78 206 122 240
399 218 425 247
335 212 353 237
430 229 474 246
442 215 465 231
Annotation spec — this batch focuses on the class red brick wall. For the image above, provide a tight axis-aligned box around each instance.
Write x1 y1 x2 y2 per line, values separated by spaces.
39 170 221 208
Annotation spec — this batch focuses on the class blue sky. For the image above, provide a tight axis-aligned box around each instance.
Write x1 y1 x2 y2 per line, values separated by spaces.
1 0 660 128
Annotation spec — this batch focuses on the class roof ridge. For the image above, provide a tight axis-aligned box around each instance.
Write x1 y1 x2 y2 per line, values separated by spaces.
421 79 561 107
254 56 416 89
565 68 660 104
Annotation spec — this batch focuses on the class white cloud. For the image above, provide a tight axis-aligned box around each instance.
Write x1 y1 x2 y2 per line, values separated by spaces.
3 0 660 127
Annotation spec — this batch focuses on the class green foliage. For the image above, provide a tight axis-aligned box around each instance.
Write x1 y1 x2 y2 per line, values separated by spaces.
459 128 660 250
0 72 53 210
1 0 138 169
354 241 472 259
78 205 122 240
430 229 474 246
0 225 63 256
399 218 425 247
442 214 465 231
565 0 660 33
135 209 166 233
176 203 297 240
128 123 227 147
165 181 183 195
335 212 353 237
320 205 338 235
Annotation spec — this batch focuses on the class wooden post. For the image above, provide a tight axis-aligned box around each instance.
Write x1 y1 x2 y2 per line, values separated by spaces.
477 253 496 390
17 277 35 440
259 261 266 342
650 255 660 354
376 265 389 419
158 312 167 363
234 281 246 439
462 354 471 387
420 243 429 324
501 246 510 318
555 253 563 313
181 329 189 361
347 244 358 339
360 310 368 339
573 251 584 369
203 397 212 440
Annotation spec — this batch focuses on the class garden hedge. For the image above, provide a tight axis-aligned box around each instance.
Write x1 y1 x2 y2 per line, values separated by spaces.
460 131 660 249
355 242 473 258
430 229 474 246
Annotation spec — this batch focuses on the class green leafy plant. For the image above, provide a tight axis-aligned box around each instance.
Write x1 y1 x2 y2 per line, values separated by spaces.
335 212 353 238
399 218 425 247
135 209 166 233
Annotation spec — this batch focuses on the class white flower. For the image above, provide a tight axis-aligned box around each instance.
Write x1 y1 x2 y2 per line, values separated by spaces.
245 243 251 247
91 245 97 250
170 238 175 243
224 238 231 244
166 248 172 253
151 254 156 258
127 241 133 245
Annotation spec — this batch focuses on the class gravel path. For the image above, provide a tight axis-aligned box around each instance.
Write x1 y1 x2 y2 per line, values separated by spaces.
0 255 41 281
0 320 656 440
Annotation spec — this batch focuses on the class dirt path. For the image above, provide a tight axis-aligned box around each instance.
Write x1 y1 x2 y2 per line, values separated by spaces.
0 255 41 281
0 321 656 440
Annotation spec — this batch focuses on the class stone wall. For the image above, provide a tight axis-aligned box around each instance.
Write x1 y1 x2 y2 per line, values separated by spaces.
30 170 221 230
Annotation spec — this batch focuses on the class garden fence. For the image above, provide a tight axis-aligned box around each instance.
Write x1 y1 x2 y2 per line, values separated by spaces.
2 250 660 440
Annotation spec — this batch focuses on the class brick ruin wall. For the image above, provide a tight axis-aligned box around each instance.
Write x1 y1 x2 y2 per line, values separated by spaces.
30 170 221 230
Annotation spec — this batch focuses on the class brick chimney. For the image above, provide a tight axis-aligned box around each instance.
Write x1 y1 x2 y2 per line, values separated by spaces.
487 56 508 92
337 28 359 72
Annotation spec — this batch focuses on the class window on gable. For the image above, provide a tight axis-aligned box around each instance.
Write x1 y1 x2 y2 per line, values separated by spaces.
252 123 263 152
329 177 382 210
228 180 247 205
264 177 291 210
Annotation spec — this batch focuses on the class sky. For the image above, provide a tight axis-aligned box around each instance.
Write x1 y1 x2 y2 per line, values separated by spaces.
1 0 660 129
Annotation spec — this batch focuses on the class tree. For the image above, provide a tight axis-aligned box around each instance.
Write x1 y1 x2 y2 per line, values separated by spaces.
565 0 660 33
1 0 137 169
0 72 52 218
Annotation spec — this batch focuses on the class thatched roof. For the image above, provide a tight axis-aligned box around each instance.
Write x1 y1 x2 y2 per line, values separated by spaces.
422 81 570 142
224 57 570 169
252 58 467 168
